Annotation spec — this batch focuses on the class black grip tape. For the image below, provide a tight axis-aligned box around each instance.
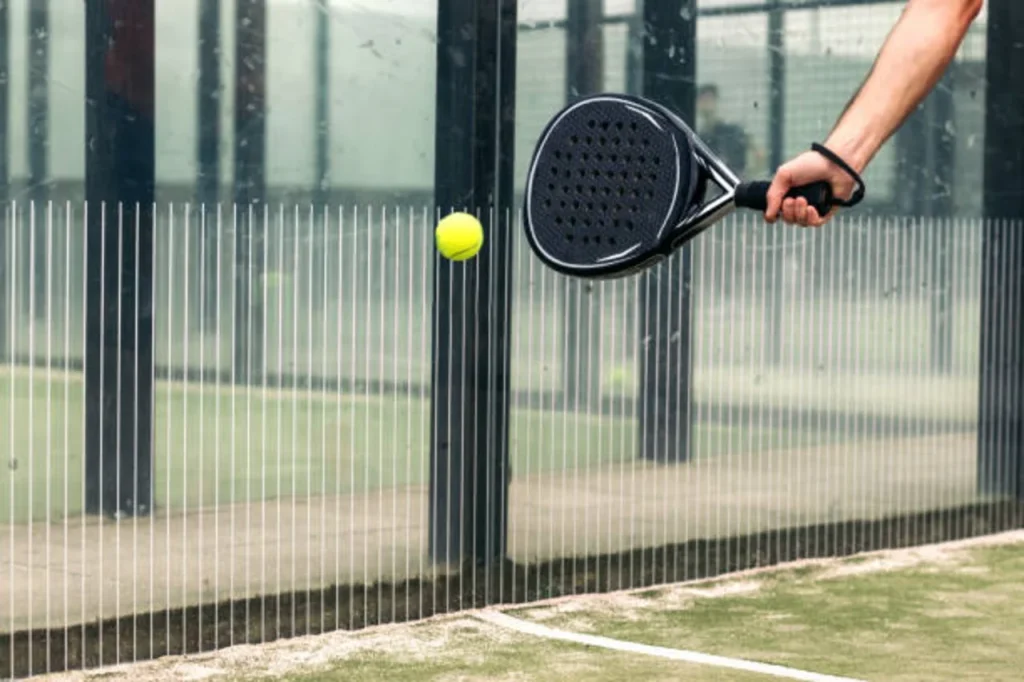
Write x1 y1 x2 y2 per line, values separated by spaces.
734 180 834 217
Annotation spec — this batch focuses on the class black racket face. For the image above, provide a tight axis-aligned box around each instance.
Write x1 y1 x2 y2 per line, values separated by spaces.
524 95 699 277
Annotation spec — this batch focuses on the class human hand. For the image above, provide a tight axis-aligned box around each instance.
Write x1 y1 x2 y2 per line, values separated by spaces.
764 150 860 228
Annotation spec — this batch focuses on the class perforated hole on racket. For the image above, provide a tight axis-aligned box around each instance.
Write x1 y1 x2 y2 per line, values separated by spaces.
523 94 838 279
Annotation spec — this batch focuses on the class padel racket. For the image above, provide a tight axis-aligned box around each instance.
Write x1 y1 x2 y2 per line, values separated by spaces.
523 93 862 278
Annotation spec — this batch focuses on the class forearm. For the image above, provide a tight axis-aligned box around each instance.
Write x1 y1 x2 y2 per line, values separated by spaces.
825 0 982 173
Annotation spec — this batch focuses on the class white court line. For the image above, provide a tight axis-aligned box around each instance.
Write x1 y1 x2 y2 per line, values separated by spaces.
474 610 865 682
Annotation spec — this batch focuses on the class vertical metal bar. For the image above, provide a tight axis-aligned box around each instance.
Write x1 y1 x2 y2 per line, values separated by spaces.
625 12 643 97
84 0 156 517
929 72 956 373
979 0 1024 499
637 0 695 463
312 0 329 308
562 0 603 413
491 0 517 571
766 1 784 175
429 0 516 568
898 104 929 215
197 0 221 332
314 0 329 206
929 73 956 218
233 0 266 384
430 0 478 570
28 0 49 321
765 0 785 366
0 0 8 359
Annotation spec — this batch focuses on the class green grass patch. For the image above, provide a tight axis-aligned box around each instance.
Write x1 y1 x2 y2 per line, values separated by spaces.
519 542 1024 681
267 634 770 682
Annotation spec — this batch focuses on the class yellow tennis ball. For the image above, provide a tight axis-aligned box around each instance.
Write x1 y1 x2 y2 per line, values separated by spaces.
435 212 484 261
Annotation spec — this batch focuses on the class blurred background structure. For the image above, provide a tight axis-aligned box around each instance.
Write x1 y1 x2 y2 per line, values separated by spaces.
1 0 1022 677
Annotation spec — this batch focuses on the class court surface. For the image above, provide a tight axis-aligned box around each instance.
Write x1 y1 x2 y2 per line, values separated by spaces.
35 530 1024 682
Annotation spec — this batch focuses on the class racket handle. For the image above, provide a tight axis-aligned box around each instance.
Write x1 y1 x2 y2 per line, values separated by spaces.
734 180 834 217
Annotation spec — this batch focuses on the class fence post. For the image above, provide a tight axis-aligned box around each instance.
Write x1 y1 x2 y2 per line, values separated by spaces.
929 72 956 374
233 0 266 385
561 0 604 414
314 0 329 207
84 0 156 517
0 0 8 360
429 0 517 568
900 71 957 373
637 0 695 464
765 0 785 367
197 0 221 333
28 0 48 322
311 0 329 308
979 0 1024 499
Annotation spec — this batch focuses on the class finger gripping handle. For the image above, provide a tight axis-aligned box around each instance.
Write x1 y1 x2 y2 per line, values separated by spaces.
734 180 834 217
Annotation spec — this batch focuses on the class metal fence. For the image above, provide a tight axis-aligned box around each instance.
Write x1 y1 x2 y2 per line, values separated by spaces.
1 0 1023 678
1 204 1019 676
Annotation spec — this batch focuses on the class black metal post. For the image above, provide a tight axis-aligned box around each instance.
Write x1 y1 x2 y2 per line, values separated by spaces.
0 0 6 197
566 0 602 99
893 68 958 378
562 0 603 413
767 2 785 175
492 0 517 571
897 76 957 371
0 0 8 360
429 0 517 568
637 0 695 464
765 0 785 366
233 0 266 384
979 0 1024 499
927 74 956 218
197 0 221 332
314 0 329 206
84 0 156 517
896 102 928 215
929 72 956 373
312 0 329 308
28 0 49 321
625 13 643 97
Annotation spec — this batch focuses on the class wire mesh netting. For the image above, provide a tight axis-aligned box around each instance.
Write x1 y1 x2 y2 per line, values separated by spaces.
2 200 1017 675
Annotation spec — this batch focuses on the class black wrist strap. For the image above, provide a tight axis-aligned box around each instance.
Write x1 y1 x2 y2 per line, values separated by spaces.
811 142 866 208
